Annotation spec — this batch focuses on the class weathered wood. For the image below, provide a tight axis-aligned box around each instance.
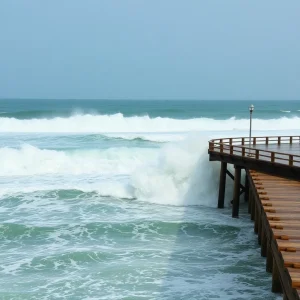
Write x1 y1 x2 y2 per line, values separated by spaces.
208 136 300 180
232 166 241 218
209 137 300 299
248 170 300 299
226 169 245 193
218 162 227 209
251 190 255 221
248 188 252 213
261 226 267 257
266 242 273 273
272 257 282 293
244 174 249 202
273 229 300 240
254 202 259 234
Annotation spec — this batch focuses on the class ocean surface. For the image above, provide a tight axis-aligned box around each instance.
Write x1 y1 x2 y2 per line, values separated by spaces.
0 99 299 300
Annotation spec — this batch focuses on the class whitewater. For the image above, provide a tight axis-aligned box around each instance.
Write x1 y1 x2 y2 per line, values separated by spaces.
1 99 298 300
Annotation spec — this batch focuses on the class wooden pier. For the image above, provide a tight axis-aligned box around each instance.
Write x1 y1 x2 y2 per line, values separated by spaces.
208 136 300 300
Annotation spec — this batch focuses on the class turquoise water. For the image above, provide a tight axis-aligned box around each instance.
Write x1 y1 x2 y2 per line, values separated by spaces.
0 99 300 119
1 99 299 300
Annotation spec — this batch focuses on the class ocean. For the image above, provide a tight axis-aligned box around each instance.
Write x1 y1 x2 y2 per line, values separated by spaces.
0 99 299 300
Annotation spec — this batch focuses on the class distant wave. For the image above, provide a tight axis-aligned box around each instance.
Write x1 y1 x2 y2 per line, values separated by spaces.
0 110 70 119
0 114 300 135
280 110 291 113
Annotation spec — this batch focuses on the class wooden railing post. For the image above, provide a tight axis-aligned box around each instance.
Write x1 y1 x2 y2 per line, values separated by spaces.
255 150 259 160
271 152 275 163
242 147 245 156
220 139 223 152
289 155 293 166
242 138 244 145
253 137 256 145
278 137 281 145
290 136 293 144
230 145 233 155
266 137 269 145
229 138 232 145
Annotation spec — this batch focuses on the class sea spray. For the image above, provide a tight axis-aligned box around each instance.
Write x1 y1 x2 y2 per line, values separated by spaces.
130 135 221 206
0 135 236 207
0 114 300 133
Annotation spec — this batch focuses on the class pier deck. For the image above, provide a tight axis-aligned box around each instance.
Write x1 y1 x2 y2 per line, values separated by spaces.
208 136 300 299
248 170 300 300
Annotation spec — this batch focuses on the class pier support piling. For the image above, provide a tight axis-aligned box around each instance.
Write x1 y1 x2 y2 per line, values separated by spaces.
218 162 227 208
248 188 252 213
232 166 241 218
271 258 282 293
244 174 249 202
266 243 273 273
261 227 267 257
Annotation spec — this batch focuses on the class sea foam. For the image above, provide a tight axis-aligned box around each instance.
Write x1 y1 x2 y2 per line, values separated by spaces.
0 113 297 206
0 114 299 135
0 135 235 207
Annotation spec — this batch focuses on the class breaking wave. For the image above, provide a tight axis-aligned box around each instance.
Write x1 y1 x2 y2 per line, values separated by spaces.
0 114 300 134
0 136 229 206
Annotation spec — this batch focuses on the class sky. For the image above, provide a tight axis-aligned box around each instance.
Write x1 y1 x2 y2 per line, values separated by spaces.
0 1 300 100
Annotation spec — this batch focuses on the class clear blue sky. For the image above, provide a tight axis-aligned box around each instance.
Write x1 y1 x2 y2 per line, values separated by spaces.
0 1 299 100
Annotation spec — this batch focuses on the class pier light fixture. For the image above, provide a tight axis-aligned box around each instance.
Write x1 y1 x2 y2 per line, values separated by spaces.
249 104 254 148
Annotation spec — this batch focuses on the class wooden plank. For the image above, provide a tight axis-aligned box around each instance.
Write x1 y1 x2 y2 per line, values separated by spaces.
290 275 300 288
288 268 300 274
270 221 300 227
265 207 300 213
273 229 300 240
276 240 300 252
262 201 300 207
261 196 300 199
267 213 300 221
249 170 300 299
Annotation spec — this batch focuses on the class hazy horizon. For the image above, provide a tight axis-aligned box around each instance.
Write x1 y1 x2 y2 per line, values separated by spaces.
1 98 299 101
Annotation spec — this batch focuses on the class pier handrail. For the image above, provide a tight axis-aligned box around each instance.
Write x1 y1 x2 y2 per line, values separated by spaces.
208 136 300 167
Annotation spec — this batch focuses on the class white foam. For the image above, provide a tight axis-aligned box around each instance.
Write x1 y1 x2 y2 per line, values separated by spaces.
0 136 229 207
0 114 300 135
0 113 297 206
0 144 157 176
130 135 224 206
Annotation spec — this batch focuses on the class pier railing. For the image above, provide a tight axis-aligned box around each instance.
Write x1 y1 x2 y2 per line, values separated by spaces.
209 136 300 167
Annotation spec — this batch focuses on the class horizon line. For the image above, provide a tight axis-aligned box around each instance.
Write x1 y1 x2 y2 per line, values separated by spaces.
1 98 299 101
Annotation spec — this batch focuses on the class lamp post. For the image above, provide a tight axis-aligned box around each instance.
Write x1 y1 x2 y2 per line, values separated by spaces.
249 104 254 148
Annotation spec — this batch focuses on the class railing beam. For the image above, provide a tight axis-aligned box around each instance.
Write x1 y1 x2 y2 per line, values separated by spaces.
208 136 299 167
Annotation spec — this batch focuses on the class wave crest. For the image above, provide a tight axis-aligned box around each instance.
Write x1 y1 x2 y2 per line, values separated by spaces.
0 137 230 206
0 114 300 134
